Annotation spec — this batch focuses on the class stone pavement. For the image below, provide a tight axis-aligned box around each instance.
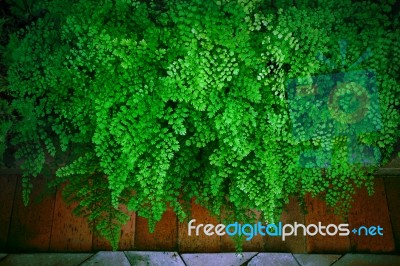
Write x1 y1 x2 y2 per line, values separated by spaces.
0 252 399 265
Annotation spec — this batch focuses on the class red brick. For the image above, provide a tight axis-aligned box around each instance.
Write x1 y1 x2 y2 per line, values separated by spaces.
348 178 395 253
93 205 136 251
384 177 400 252
305 194 351 253
49 187 93 252
0 175 17 251
178 199 220 252
7 175 56 251
135 208 177 251
220 210 264 252
265 197 307 253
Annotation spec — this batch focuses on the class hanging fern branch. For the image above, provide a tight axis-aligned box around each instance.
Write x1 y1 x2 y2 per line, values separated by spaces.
53 152 129 250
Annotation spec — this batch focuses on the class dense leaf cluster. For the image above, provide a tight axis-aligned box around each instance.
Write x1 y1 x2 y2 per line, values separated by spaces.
1 0 399 249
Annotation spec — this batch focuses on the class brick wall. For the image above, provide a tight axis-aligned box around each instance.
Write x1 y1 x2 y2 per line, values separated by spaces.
0 173 399 253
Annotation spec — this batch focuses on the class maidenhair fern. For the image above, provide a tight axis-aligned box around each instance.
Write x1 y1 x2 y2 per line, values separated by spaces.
1 0 399 250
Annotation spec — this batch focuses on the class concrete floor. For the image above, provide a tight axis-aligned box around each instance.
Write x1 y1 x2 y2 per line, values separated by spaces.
0 252 400 266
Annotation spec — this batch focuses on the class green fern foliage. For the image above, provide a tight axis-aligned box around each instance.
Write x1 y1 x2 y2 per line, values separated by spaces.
52 151 130 250
2 0 399 249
